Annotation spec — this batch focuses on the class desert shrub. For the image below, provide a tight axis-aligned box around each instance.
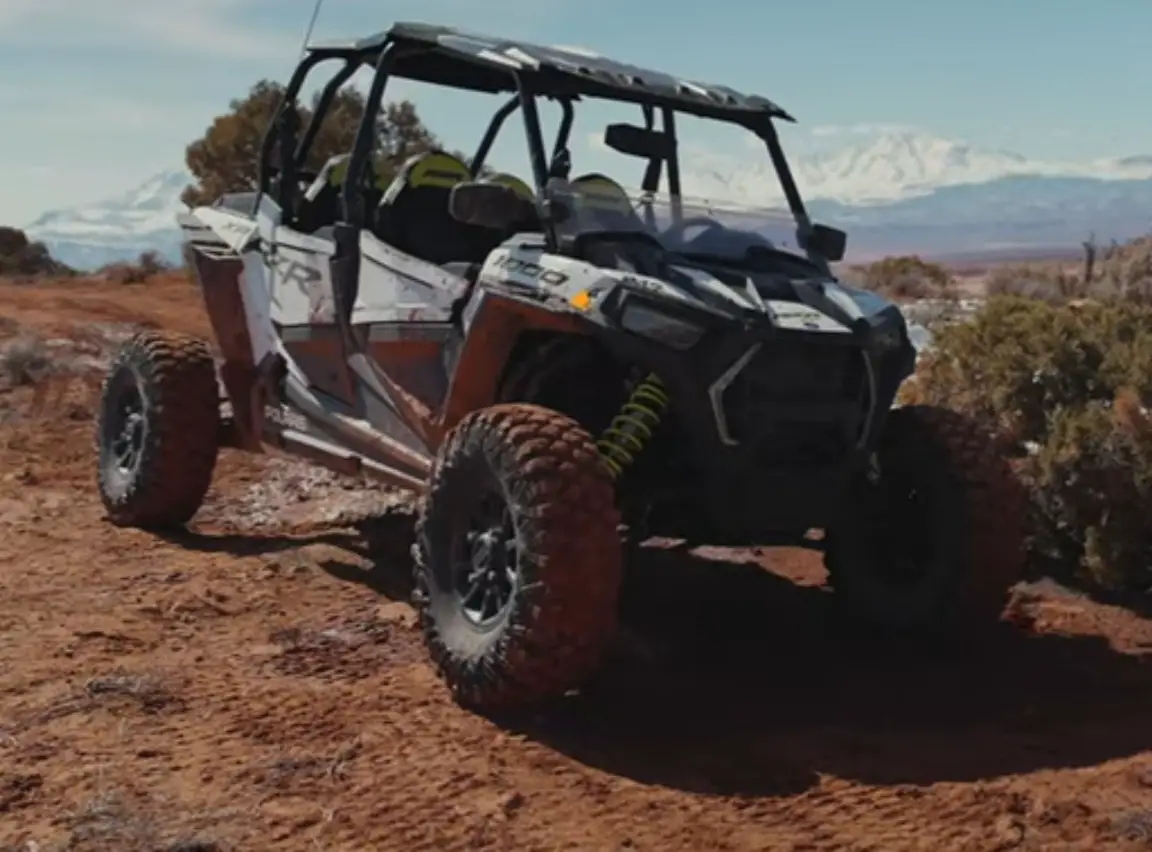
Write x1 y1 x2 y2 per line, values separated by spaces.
1026 394 1152 591
136 250 169 276
986 264 1085 302
987 235 1152 304
0 335 53 386
848 255 954 300
99 251 171 284
0 226 72 277
908 294 1152 594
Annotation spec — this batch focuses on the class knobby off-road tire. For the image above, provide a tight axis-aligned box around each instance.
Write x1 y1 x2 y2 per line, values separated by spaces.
95 330 220 528
413 403 623 712
824 404 1026 634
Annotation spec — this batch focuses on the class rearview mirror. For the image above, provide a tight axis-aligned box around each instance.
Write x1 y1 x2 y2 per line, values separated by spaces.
604 123 676 160
448 182 537 230
808 223 846 262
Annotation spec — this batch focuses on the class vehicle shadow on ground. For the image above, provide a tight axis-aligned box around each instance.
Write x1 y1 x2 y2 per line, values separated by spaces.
164 520 420 603
316 539 416 603
507 546 1152 797
155 527 355 558
173 519 1152 799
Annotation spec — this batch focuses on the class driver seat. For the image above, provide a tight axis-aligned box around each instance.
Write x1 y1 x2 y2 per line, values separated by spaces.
374 151 497 265
570 173 649 232
484 172 535 201
566 174 666 277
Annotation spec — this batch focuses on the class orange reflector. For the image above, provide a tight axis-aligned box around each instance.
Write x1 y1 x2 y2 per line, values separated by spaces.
570 290 592 310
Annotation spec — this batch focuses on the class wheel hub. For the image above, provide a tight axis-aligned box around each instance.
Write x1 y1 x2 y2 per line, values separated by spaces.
455 494 521 628
108 385 146 475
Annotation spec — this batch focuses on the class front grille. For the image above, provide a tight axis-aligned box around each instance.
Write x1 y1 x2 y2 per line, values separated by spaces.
723 341 866 465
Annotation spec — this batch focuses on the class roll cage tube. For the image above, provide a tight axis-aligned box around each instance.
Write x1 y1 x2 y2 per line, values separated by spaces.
756 119 822 265
550 97 575 174
470 94 574 181
342 42 401 225
661 108 682 206
257 51 328 209
515 74 560 250
640 105 660 194
471 95 520 176
294 59 360 167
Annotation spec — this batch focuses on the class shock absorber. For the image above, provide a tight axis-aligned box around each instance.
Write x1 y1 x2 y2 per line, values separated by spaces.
596 373 669 479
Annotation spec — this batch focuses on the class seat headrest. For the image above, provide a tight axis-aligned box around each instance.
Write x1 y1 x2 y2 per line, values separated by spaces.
380 150 472 207
316 153 392 194
403 151 472 188
570 173 635 214
484 172 535 200
323 154 352 185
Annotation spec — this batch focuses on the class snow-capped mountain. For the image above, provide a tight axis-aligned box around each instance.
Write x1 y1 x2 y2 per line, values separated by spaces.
25 170 189 270
19 131 1152 269
683 131 1152 205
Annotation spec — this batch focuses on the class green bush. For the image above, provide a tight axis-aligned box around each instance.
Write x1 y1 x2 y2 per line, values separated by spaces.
907 295 1152 594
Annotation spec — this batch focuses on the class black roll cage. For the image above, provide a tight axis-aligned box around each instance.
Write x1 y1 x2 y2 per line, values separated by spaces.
257 37 815 252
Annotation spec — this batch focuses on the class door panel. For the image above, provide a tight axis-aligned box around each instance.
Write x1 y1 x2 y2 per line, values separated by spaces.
268 225 355 405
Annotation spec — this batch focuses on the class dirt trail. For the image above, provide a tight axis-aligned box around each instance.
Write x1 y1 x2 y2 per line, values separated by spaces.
1 275 1152 850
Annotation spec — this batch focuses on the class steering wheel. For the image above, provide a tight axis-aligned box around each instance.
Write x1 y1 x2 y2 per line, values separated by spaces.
661 215 726 247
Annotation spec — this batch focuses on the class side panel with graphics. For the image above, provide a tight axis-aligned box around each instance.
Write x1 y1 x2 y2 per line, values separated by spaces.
476 239 617 310
267 228 337 326
354 231 470 324
263 226 352 402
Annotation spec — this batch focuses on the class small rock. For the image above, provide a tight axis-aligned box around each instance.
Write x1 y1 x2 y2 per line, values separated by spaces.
502 791 525 814
376 601 416 628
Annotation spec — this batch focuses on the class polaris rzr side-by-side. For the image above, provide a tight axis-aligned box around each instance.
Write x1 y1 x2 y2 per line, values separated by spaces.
94 23 1026 711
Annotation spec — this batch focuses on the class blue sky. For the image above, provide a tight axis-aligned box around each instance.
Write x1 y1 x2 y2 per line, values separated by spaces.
1 0 1149 224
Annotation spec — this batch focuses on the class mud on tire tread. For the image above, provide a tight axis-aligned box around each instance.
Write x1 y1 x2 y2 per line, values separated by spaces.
96 330 220 528
413 403 623 712
825 404 1027 631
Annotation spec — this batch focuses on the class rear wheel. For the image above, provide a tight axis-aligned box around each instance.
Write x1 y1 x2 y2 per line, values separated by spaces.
95 331 220 528
824 405 1026 633
413 403 623 712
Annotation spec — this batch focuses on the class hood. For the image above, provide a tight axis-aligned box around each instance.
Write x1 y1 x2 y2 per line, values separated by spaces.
608 260 906 337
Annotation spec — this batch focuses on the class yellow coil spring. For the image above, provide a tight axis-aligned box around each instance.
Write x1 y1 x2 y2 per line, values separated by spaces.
596 373 669 479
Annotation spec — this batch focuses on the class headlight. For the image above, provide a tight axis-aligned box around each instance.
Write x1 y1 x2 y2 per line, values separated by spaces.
618 300 706 350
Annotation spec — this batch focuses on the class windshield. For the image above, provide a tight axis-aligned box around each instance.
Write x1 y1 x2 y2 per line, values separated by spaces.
546 178 807 265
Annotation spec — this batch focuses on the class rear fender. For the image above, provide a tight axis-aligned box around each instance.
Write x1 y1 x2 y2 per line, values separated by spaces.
187 206 259 253
181 207 275 450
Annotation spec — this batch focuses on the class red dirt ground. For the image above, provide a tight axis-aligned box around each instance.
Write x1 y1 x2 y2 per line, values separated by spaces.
2 273 1152 850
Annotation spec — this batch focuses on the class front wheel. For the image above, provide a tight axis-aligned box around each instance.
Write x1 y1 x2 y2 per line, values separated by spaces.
413 403 623 712
95 330 220 528
824 405 1026 634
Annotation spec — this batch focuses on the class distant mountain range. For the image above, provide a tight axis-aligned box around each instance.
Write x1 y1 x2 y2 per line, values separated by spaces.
23 131 1152 269
25 170 188 270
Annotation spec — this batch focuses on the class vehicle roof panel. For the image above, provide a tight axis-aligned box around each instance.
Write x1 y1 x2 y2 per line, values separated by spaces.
306 23 793 122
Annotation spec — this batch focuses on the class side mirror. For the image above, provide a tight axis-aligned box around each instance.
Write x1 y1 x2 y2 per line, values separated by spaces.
448 182 537 230
808 223 846 262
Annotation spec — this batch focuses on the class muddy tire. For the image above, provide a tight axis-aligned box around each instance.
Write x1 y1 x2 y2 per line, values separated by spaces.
95 330 220 528
824 405 1026 633
413 403 623 712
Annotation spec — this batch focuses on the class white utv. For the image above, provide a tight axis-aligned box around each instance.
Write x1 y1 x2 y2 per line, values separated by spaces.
93 23 1026 712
